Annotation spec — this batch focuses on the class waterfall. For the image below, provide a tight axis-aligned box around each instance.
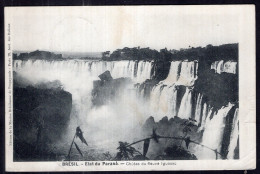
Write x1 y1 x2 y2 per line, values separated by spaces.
227 108 239 159
224 61 237 74
211 60 237 74
157 85 170 117
150 85 178 119
194 93 203 125
14 59 153 83
166 86 178 117
148 60 198 120
199 103 234 159
161 61 181 85
178 88 192 120
216 60 224 74
136 61 153 83
177 61 198 86
160 61 197 86
199 103 208 131
13 58 238 159
150 84 163 116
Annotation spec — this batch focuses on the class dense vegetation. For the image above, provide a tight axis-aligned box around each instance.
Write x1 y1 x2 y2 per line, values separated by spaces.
103 43 238 83
13 50 63 60
102 44 238 62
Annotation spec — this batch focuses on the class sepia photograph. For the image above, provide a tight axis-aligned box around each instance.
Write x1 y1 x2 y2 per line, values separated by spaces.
5 5 256 171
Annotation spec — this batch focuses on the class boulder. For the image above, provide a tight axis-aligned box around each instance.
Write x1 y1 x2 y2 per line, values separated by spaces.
92 71 131 106
142 116 202 160
98 70 113 81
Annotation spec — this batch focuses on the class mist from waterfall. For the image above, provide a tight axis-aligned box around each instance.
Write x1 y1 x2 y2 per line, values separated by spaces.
13 59 152 150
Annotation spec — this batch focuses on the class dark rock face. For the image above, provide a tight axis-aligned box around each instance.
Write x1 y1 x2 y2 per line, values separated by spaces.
220 105 238 159
192 44 238 110
140 63 238 116
151 60 171 81
98 70 113 81
142 116 202 160
92 72 132 106
13 86 72 161
194 69 238 110
234 138 239 159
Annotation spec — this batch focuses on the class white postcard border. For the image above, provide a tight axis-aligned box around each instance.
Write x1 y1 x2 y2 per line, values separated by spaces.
5 5 256 171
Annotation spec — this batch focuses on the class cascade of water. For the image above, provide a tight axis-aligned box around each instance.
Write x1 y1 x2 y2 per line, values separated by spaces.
155 85 178 118
156 85 169 118
135 60 153 83
194 93 203 125
148 82 179 121
178 88 192 119
227 108 239 159
177 61 197 86
110 61 130 78
199 103 234 159
167 86 178 117
149 84 162 115
211 60 237 74
205 108 213 128
224 61 237 74
211 61 217 71
148 60 198 121
89 61 113 77
15 60 153 83
158 61 197 87
110 60 152 83
198 103 208 131
161 61 181 85
216 60 224 74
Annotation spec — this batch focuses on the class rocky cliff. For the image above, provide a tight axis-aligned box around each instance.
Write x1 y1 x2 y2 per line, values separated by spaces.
13 84 72 161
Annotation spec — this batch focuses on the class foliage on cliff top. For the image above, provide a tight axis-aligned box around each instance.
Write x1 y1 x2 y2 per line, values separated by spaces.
102 43 238 62
14 50 63 60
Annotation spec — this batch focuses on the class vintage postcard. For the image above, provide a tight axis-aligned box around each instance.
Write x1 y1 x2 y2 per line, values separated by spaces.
5 5 256 171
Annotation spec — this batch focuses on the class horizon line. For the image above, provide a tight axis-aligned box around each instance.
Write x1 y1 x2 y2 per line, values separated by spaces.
12 42 238 53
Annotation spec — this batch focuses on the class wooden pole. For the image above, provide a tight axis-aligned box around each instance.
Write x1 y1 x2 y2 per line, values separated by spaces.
67 133 76 161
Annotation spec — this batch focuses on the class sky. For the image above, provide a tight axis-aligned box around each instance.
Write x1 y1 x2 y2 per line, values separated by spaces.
7 6 239 52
